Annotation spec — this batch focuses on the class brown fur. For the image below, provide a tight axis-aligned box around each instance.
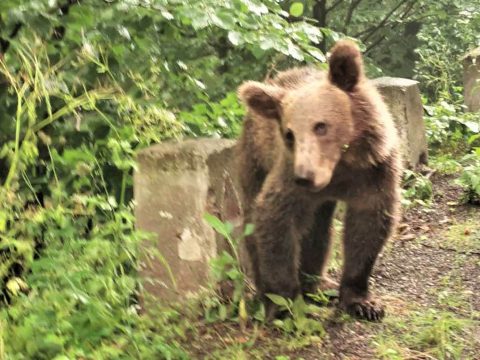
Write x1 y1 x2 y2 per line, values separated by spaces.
236 40 402 321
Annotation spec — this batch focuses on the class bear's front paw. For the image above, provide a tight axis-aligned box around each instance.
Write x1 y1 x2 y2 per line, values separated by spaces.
341 299 385 321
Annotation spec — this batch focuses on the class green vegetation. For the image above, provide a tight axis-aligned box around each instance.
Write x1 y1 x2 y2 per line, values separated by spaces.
402 169 433 207
374 273 478 360
375 307 473 360
444 218 480 253
0 0 479 358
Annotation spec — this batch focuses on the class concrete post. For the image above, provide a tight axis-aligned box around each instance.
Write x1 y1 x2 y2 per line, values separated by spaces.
373 77 428 167
463 48 480 112
134 139 241 303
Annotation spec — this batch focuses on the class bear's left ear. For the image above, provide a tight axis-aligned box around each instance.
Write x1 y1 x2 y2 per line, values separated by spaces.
328 40 364 92
238 81 285 120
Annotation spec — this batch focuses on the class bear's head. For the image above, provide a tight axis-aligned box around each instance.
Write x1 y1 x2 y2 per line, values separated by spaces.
239 40 364 191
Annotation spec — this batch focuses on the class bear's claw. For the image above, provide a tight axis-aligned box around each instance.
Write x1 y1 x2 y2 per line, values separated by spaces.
343 299 385 321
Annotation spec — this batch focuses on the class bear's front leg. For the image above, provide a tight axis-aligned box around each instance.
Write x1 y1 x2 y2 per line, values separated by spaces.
340 196 398 321
253 184 301 312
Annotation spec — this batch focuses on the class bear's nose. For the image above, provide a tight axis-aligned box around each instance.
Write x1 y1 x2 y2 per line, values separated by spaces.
294 170 314 187
295 177 313 187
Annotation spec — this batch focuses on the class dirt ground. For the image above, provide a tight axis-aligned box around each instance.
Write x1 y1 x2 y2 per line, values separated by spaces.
182 174 480 359
320 173 480 359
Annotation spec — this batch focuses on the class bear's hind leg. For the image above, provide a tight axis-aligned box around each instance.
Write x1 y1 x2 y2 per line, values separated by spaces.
299 201 337 295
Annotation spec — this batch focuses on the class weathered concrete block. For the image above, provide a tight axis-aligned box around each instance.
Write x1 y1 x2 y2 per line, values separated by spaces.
134 139 242 302
463 48 480 112
373 77 428 167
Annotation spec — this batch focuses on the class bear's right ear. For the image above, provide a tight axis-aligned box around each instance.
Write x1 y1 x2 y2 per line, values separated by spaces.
238 81 285 120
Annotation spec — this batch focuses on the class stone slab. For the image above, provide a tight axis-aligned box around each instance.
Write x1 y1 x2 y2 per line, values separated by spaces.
134 138 242 303
373 77 428 167
463 48 480 112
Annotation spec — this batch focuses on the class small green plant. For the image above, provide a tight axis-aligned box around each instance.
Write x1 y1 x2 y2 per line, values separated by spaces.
429 155 462 175
456 145 480 204
202 213 255 328
203 214 328 343
266 294 326 338
402 170 433 207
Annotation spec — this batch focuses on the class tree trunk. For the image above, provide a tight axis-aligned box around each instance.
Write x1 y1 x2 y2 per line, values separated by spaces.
313 0 328 53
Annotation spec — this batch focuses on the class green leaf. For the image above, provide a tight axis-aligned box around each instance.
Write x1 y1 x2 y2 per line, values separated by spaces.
203 213 231 238
289 2 304 17
468 134 480 144
227 31 242 46
252 303 266 322
226 267 242 280
323 289 339 298
283 318 294 332
6 278 27 296
308 49 326 62
291 295 307 317
239 298 248 325
218 304 228 320
0 211 7 232
266 293 290 308
243 223 255 236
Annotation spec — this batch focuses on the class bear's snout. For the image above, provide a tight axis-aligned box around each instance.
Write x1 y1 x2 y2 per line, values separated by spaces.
294 166 315 188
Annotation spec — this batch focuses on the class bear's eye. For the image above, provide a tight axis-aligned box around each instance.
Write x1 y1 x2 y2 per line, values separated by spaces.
314 122 327 136
284 129 295 148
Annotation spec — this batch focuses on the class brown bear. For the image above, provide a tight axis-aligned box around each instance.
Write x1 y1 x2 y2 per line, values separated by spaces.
236 40 401 321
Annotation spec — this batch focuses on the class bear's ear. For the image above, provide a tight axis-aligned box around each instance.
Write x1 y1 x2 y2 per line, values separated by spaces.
328 40 364 92
238 81 285 120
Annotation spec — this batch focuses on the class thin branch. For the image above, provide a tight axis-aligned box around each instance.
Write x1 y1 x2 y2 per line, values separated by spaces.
313 0 327 26
342 0 364 34
364 0 418 55
325 0 344 14
361 0 410 43
313 0 328 52
353 0 414 40
364 35 385 55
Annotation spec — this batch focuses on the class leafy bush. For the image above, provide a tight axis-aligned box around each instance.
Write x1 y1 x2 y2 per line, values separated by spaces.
181 92 245 139
2 204 189 359
456 146 480 204
266 294 326 338
423 100 479 155
402 170 433 207
422 97 480 206
0 1 328 357
414 2 480 101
